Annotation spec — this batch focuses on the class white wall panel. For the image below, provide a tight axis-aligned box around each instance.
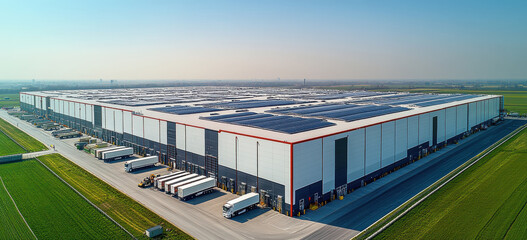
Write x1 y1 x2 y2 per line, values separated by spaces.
105 108 114 131
477 101 483 124
485 99 490 121
261 140 290 204
429 110 445 144
132 115 143 138
236 135 258 176
468 102 477 128
114 110 123 133
322 132 347 193
365 125 381 175
186 126 205 155
175 124 186 149
80 104 86 121
123 111 132 133
160 121 167 145
86 105 93 123
144 117 159 142
218 132 236 169
69 101 74 117
395 118 408 161
348 129 365 182
418 113 429 145
456 104 468 134
74 102 79 119
407 116 419 148
294 139 322 192
445 107 456 139
381 121 395 167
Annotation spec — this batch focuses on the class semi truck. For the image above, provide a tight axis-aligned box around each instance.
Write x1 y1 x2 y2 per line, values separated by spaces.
101 147 133 161
57 131 82 139
169 176 206 195
153 172 183 188
163 174 198 193
124 156 158 172
177 178 216 201
157 172 190 191
222 192 259 219
95 146 126 159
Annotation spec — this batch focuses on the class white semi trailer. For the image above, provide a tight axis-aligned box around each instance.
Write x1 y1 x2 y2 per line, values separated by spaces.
177 178 216 201
101 147 133 161
157 172 190 190
168 176 206 195
154 172 184 188
164 174 198 193
95 146 126 159
124 156 158 172
222 192 260 219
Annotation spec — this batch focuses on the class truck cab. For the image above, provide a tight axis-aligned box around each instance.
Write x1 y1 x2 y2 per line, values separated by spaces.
222 203 234 218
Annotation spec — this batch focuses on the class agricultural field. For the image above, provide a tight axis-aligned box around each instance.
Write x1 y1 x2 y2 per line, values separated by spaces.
39 154 192 240
0 176 35 239
0 159 129 239
0 93 19 108
375 128 527 239
0 118 47 152
0 130 26 156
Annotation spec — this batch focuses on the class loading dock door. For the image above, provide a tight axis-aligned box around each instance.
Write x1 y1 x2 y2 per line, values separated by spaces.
433 116 438 146
335 137 348 188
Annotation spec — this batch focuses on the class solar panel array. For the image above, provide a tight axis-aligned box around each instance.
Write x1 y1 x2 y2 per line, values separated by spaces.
314 91 390 100
269 103 410 122
203 99 309 109
202 112 335 134
355 93 480 107
149 105 223 115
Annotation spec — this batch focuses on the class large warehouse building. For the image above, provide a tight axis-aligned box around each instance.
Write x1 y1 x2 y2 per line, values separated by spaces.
19 87 503 216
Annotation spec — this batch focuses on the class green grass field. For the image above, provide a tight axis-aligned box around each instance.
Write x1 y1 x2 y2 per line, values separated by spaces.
0 176 35 239
39 154 192 240
0 93 19 108
375 128 527 239
0 130 26 156
0 159 129 240
0 118 47 152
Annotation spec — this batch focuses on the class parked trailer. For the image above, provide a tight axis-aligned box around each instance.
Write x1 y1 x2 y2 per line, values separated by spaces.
101 147 133 161
95 146 126 159
124 156 158 172
52 129 74 137
58 132 82 139
154 172 184 188
222 193 259 219
157 172 190 191
169 176 206 195
177 178 216 201
164 174 199 193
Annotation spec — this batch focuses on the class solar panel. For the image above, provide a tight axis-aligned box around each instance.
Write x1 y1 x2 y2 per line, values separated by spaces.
204 99 310 109
149 105 223 115
202 112 335 134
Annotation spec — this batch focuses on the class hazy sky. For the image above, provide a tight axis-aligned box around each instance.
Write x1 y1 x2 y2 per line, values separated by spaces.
1 0 526 81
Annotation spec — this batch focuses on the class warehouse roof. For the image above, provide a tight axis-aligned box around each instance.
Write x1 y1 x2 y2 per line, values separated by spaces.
23 87 500 143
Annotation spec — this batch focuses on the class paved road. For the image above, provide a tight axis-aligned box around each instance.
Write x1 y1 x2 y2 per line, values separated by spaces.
2 110 523 240
305 119 527 239
22 149 54 159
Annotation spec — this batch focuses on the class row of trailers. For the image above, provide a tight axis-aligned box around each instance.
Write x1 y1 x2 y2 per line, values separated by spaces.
154 171 261 218
154 172 216 201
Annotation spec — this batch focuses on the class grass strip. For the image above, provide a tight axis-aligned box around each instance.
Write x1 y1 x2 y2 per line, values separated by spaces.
0 160 129 240
0 117 47 152
372 127 527 239
0 130 26 156
0 176 36 239
38 153 193 240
